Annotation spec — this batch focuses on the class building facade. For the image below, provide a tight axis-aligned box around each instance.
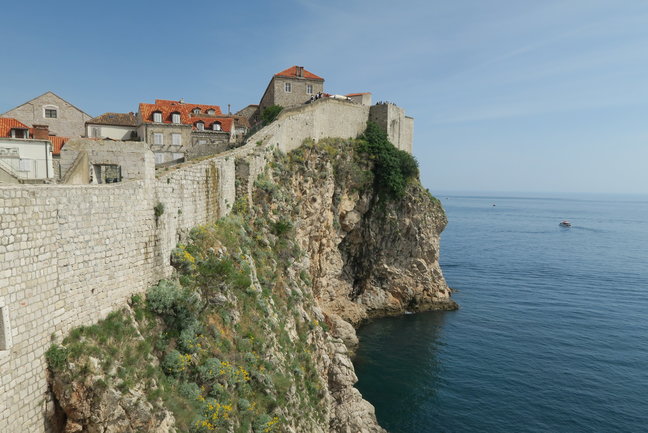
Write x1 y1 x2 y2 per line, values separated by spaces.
137 100 234 164
258 66 325 116
1 91 91 138
86 112 138 140
0 118 54 183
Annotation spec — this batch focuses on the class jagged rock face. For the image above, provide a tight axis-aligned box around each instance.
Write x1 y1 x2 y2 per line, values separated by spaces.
50 362 175 433
280 141 457 328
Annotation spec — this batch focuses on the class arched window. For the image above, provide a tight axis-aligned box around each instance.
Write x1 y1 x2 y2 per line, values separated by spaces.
196 121 204 131
153 111 162 123
212 122 221 131
43 104 59 118
193 108 201 114
171 112 181 124
207 109 215 115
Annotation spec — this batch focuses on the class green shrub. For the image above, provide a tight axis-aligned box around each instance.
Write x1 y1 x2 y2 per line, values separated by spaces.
262 105 283 126
197 357 222 383
178 381 202 400
154 202 165 218
146 280 181 316
271 219 293 237
146 280 201 330
45 345 68 371
357 121 419 198
162 350 191 376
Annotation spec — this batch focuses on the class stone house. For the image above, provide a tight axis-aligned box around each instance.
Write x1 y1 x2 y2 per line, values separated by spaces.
258 66 325 118
137 99 234 164
1 91 91 138
0 118 54 183
86 112 138 140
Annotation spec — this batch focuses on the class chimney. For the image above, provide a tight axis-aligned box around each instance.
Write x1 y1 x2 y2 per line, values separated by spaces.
296 66 304 77
32 124 49 140
228 104 231 115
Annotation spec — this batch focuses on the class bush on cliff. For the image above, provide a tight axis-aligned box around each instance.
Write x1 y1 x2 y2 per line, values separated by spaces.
358 121 419 198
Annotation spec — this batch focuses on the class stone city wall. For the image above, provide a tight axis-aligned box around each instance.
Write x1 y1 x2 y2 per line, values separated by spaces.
0 98 398 431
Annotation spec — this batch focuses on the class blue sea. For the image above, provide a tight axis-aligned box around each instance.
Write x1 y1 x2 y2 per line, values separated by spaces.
353 193 648 433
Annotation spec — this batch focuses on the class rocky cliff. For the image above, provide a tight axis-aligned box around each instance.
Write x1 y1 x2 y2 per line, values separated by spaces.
46 133 456 433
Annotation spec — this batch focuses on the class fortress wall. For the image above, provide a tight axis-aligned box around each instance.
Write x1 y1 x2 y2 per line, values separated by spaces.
0 182 158 432
154 156 235 277
246 99 370 153
0 97 396 432
368 103 413 153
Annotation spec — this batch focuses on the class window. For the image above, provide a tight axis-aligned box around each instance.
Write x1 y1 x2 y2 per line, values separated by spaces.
45 109 57 118
91 127 101 138
213 122 221 131
284 82 292 93
0 300 11 351
171 113 181 124
207 109 215 115
154 152 165 164
172 152 184 160
198 139 207 145
92 164 122 183
196 122 204 131
172 133 181 145
153 111 162 123
307 84 313 94
193 108 201 114
153 133 164 145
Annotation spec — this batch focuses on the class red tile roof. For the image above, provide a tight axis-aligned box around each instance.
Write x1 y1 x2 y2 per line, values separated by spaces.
190 116 234 133
275 66 324 81
48 136 69 155
0 117 29 137
139 100 223 125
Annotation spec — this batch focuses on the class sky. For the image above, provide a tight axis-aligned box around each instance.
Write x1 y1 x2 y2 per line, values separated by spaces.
2 0 648 195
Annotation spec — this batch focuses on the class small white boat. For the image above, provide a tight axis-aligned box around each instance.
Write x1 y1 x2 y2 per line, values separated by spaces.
559 220 572 227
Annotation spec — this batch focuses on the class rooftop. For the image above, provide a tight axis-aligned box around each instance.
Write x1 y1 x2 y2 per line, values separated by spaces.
139 100 233 132
87 112 138 127
274 66 324 81
0 117 29 137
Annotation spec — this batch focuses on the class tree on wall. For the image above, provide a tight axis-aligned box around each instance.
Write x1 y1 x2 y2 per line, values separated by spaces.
262 105 283 126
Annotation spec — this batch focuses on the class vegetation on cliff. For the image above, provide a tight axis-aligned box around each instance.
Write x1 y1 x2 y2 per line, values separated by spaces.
46 130 450 433
358 122 419 199
47 210 328 432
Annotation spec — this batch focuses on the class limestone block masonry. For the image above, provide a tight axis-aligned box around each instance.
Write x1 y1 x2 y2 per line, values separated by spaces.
0 98 411 432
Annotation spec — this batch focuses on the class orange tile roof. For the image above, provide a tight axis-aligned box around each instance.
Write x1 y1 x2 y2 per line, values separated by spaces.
190 116 234 133
139 100 223 124
0 117 29 137
48 136 69 155
275 66 324 81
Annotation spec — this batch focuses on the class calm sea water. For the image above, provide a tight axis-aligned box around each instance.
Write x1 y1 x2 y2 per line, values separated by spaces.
354 193 648 433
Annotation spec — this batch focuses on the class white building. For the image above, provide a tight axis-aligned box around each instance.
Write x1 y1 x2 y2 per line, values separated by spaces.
0 118 54 182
